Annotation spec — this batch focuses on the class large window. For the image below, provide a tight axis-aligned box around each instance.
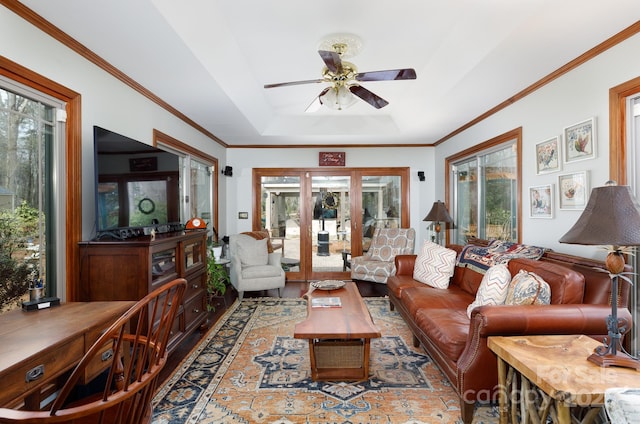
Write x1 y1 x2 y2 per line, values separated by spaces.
446 128 522 244
0 80 64 312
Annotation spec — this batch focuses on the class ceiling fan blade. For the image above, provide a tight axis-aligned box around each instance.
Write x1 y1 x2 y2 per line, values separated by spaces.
355 68 417 82
349 85 389 109
264 78 324 89
318 50 343 74
305 87 330 113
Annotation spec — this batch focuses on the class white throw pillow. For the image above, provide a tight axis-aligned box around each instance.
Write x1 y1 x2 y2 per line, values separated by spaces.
466 264 512 318
236 237 269 266
412 241 457 288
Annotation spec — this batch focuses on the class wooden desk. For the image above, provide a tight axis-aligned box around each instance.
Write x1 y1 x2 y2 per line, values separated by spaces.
294 282 381 381
488 335 640 424
0 301 134 409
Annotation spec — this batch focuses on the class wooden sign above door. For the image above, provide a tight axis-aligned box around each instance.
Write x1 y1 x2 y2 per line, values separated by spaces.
319 152 345 166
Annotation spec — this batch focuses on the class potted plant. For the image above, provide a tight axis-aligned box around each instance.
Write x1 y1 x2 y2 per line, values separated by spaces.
206 254 230 311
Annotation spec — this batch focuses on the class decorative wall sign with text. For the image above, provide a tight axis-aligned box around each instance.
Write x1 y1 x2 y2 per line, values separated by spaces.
319 152 345 166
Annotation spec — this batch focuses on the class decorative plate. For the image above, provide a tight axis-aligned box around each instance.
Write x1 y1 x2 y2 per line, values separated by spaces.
311 280 346 290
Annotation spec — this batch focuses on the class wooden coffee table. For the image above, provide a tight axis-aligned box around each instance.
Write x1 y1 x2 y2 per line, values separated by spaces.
294 281 381 381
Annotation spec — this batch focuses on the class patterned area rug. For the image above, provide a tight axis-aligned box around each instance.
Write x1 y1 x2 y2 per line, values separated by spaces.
152 298 498 423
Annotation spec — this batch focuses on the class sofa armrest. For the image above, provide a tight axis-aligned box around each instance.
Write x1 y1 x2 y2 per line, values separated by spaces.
395 254 417 275
471 304 632 337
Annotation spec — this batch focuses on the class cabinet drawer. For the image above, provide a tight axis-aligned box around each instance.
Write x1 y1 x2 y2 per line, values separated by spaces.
82 326 116 384
185 273 206 301
184 292 207 333
0 337 84 407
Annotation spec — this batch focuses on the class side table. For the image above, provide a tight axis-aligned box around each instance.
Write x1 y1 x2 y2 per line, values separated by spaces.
281 257 300 271
488 334 640 424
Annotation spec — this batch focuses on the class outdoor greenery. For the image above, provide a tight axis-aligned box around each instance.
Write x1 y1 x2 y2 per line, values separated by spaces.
1 87 51 312
0 202 41 311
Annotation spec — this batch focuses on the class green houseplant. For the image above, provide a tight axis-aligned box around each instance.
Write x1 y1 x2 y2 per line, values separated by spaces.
206 253 230 311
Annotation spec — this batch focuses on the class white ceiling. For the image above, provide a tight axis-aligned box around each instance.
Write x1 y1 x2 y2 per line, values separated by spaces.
19 0 640 147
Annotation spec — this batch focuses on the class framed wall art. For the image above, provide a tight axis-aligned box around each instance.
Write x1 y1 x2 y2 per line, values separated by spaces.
535 136 561 174
319 152 345 166
563 117 596 163
529 184 554 218
558 171 589 210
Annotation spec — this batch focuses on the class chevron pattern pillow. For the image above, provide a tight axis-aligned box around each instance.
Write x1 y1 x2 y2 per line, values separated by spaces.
466 264 512 318
412 241 457 288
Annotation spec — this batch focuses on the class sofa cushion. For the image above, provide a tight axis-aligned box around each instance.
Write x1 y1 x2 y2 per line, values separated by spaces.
505 269 551 305
236 237 269 266
401 285 474 320
414 308 470 362
457 240 546 273
466 264 512 318
412 241 457 288
387 274 425 300
508 258 584 304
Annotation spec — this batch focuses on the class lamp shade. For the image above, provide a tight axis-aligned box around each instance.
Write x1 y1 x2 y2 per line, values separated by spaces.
423 201 453 223
559 181 640 247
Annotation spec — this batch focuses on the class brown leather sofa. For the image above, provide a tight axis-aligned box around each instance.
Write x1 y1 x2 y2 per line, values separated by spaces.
387 241 632 424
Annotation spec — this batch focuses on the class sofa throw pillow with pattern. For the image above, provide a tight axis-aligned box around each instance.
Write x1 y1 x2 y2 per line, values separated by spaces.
236 237 269 266
505 269 551 305
413 241 457 289
466 263 512 318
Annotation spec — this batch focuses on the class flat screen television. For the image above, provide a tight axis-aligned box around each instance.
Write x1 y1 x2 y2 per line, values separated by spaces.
93 126 182 239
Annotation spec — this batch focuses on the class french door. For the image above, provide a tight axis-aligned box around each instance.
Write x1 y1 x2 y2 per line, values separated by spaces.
254 167 409 281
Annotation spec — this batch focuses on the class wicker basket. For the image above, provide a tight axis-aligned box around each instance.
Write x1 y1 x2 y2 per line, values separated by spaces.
313 339 364 369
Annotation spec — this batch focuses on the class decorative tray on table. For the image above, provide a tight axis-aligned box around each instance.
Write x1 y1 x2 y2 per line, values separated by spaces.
311 280 346 290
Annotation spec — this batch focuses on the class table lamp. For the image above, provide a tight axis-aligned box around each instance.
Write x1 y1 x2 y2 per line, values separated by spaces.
423 200 454 245
559 181 640 369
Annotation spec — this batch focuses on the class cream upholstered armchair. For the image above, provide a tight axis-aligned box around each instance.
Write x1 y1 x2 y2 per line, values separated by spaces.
350 227 416 284
229 233 285 300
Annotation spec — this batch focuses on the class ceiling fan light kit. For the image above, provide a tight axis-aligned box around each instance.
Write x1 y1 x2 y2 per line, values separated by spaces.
264 34 416 111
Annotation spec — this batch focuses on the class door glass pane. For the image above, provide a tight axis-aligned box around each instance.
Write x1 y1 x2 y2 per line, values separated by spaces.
482 146 517 241
454 159 478 244
453 142 517 243
0 88 54 312
189 158 212 230
361 175 401 252
261 176 301 271
311 175 350 273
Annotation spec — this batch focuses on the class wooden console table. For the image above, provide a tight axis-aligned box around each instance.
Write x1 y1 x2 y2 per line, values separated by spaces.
488 334 640 424
0 301 134 409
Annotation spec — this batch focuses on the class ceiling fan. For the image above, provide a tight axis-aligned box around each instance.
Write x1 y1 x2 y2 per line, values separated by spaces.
263 42 416 110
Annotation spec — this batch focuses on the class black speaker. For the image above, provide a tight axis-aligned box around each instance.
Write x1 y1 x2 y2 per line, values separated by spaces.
222 166 233 176
417 171 425 181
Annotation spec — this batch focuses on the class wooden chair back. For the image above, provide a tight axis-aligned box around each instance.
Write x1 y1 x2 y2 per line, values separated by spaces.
0 278 186 424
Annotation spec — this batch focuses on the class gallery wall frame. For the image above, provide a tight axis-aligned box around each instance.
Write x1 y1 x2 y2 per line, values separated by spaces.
529 184 554 218
535 136 562 174
563 117 597 163
558 171 589 210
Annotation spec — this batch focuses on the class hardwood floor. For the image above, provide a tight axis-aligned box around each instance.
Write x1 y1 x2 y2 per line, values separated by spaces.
159 280 388 385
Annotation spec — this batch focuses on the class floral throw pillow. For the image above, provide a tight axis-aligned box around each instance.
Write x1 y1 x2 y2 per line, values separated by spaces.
412 241 457 289
467 264 512 318
505 269 551 305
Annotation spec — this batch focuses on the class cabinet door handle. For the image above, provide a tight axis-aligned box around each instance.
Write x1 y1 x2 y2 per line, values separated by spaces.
192 284 198 289
25 364 45 382
193 308 200 313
